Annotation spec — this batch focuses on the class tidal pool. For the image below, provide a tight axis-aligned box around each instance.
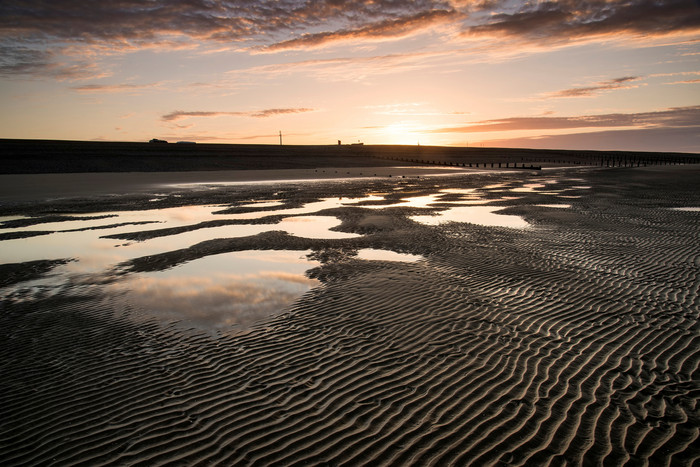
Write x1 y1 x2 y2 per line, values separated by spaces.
411 205 529 229
0 205 358 272
108 250 320 335
671 207 700 212
356 249 423 262
0 181 552 333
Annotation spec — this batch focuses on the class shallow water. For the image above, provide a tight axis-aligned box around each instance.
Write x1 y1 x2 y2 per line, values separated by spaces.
108 250 320 335
671 207 700 212
410 205 530 229
356 249 423 262
0 202 362 271
0 179 552 333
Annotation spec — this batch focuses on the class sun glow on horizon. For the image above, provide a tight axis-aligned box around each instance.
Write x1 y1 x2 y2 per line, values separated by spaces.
0 1 698 152
369 121 439 146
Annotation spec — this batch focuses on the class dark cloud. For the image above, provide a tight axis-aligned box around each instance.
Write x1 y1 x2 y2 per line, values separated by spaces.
162 108 314 121
546 76 642 98
464 0 700 42
0 45 50 75
430 106 700 133
0 44 101 79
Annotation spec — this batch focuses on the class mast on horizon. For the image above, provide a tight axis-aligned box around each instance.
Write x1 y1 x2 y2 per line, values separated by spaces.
279 130 282 145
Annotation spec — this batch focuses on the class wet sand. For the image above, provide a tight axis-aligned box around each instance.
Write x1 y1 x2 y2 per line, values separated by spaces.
1 165 699 465
0 166 465 205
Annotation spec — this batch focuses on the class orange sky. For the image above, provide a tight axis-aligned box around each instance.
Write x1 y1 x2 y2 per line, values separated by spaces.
1 1 699 152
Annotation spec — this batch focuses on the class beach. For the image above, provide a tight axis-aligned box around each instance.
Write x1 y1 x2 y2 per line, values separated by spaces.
1 161 699 465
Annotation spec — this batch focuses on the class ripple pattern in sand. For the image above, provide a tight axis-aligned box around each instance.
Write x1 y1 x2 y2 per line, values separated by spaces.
1 168 699 466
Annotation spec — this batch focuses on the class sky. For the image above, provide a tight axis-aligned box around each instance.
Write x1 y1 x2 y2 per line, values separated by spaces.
1 0 699 152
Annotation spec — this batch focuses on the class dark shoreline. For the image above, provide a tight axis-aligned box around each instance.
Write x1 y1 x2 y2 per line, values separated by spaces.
2 138 698 174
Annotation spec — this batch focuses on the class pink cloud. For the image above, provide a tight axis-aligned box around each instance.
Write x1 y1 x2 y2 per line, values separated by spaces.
162 108 315 122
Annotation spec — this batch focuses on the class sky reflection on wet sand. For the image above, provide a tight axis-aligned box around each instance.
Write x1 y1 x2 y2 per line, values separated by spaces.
1 178 558 333
109 250 319 335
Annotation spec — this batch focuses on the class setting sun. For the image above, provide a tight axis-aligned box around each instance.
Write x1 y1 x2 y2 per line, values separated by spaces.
372 121 429 146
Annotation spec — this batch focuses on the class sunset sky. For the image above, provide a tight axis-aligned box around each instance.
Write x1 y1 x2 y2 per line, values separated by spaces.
1 1 699 152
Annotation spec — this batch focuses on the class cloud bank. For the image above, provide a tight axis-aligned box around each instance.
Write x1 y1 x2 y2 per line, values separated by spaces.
481 127 700 153
431 105 700 133
463 0 700 43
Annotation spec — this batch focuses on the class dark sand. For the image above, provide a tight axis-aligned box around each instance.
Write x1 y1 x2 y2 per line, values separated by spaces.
1 162 699 465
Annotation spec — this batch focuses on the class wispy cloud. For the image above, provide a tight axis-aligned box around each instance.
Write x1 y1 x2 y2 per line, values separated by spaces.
71 82 162 93
162 108 315 122
363 102 465 117
261 9 460 52
543 76 642 99
430 106 700 133
666 78 700 84
228 50 456 83
0 44 107 79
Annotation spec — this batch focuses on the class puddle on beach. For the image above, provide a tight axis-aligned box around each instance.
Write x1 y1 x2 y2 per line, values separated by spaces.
0 201 364 271
356 249 423 262
238 200 285 208
1 177 579 332
108 250 320 335
411 205 529 229
511 183 547 193
0 186 534 275
670 207 700 212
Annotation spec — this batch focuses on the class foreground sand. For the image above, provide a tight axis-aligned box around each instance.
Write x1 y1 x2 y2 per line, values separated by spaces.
1 165 699 465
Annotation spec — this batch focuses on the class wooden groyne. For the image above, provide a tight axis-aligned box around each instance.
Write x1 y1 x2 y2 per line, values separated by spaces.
354 145 700 170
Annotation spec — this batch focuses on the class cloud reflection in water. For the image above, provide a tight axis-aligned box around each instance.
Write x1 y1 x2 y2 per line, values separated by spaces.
110 250 319 335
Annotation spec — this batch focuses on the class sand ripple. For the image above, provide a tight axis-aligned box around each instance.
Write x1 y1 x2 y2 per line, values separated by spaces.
1 167 699 465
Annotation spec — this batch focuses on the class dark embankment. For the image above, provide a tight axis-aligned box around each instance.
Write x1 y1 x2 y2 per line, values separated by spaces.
1 139 698 174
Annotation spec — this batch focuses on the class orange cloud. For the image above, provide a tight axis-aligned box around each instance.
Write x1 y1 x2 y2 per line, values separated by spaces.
262 9 461 52
544 76 642 99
